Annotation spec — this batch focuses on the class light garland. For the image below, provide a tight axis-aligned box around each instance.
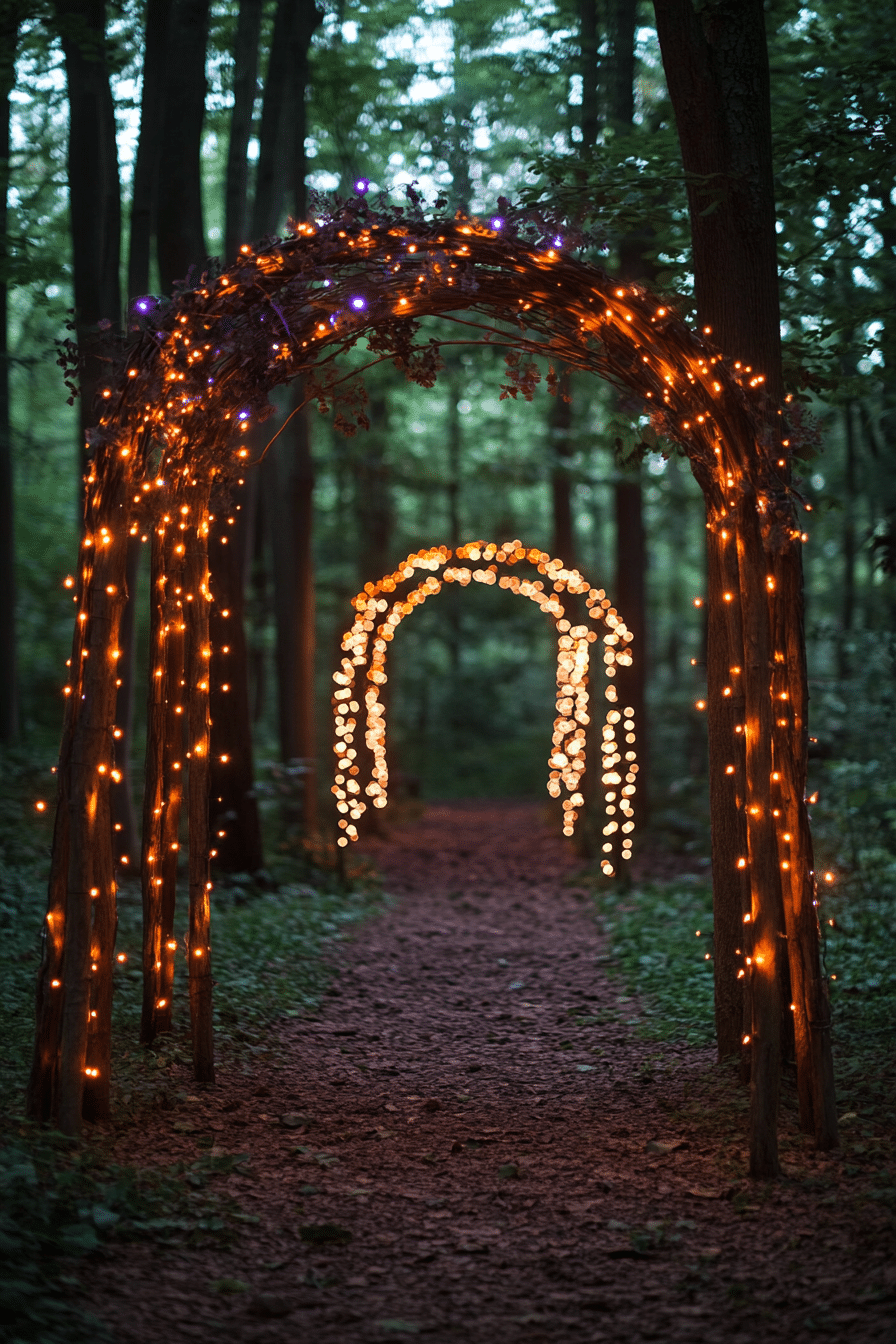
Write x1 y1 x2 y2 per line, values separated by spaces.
331 540 637 874
28 197 835 1166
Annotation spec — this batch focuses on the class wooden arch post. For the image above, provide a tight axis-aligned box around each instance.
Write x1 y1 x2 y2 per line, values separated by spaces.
27 203 836 1174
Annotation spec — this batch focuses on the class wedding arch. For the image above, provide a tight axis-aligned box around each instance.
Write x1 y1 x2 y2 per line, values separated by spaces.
27 197 836 1176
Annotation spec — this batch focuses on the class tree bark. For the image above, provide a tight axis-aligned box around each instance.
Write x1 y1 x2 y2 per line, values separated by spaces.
706 525 751 1062
155 0 209 291
186 500 214 1082
113 0 172 863
550 373 575 565
53 0 121 494
250 0 295 242
259 0 322 831
56 479 128 1133
224 0 263 264
208 485 264 873
140 524 185 1044
578 0 599 148
128 0 171 303
0 1 21 745
614 475 648 830
607 0 649 834
654 0 838 1168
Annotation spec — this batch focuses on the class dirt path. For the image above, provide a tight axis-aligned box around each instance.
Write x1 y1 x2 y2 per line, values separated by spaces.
86 802 893 1342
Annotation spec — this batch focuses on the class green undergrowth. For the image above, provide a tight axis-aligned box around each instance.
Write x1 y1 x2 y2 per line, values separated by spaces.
0 748 384 1343
0 1126 263 1344
591 875 717 1046
591 865 896 1127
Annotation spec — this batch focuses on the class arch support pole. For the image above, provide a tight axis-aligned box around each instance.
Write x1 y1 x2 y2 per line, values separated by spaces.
185 492 215 1083
29 477 129 1133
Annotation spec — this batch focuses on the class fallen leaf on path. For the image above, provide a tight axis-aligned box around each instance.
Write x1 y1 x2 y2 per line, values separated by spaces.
498 1162 520 1179
645 1140 688 1155
686 1186 727 1199
280 1112 310 1129
375 1321 420 1335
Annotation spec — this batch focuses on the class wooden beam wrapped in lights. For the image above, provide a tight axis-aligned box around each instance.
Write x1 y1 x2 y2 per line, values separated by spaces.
27 196 836 1178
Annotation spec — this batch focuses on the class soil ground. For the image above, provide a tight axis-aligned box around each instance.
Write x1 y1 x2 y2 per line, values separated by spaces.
83 801 894 1342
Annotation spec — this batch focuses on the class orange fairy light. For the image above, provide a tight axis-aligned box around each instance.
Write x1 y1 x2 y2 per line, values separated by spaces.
331 541 635 863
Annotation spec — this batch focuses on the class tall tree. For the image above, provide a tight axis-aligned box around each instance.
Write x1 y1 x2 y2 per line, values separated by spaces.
113 0 174 870
224 0 263 266
256 0 322 836
155 0 209 289
654 0 837 1174
0 0 22 745
606 0 649 835
52 0 121 481
205 0 268 874
127 0 170 302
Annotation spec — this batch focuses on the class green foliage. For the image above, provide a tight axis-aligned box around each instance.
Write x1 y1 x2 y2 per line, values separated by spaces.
0 1133 114 1344
808 634 896 1055
593 878 716 1046
210 872 383 1037
0 1126 246 1344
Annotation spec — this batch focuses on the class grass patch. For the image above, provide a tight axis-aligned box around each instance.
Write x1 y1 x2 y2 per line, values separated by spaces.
593 876 716 1045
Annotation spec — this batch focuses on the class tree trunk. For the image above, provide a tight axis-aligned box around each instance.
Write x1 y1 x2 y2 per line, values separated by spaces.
113 0 173 863
578 0 599 148
49 476 128 1133
251 0 296 242
185 499 214 1082
839 401 856 675
208 485 264 873
225 0 263 264
265 411 318 831
613 476 648 829
654 0 838 1168
606 0 650 834
140 524 185 1044
53 0 121 494
127 0 171 303
706 525 751 1062
155 0 209 291
0 2 20 745
259 0 322 832
550 372 576 564
202 0 270 874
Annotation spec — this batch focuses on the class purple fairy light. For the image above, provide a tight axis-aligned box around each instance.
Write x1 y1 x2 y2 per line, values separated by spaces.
490 216 504 231
553 235 563 248
238 410 250 421
355 178 370 194
350 296 366 311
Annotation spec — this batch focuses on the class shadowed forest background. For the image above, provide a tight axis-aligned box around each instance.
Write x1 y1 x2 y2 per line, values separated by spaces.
0 1 895 1340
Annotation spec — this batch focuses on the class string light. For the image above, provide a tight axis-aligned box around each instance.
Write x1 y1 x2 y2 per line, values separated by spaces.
331 541 636 868
34 204 827 1154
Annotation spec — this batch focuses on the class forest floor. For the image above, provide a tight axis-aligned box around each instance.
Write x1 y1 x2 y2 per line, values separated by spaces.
78 801 894 1343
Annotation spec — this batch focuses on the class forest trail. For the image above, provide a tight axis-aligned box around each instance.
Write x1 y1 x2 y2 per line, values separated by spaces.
86 803 892 1343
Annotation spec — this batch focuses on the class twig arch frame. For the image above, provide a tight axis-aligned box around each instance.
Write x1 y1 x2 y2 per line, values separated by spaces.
30 203 836 1168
